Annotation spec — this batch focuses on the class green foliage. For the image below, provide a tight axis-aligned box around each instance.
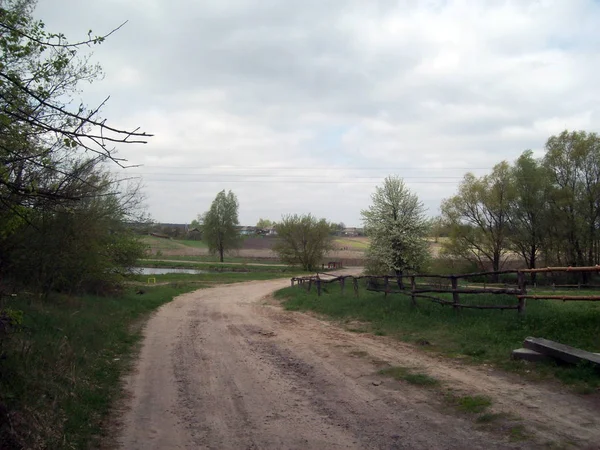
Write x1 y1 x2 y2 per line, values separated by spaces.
276 283 600 390
441 162 513 275
361 176 429 276
201 190 241 262
256 218 273 228
0 1 149 294
442 130 600 274
543 130 600 267
4 169 146 295
273 214 334 270
508 150 549 271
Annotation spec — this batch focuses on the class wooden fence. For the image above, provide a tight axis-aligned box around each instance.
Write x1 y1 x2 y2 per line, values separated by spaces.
290 266 600 314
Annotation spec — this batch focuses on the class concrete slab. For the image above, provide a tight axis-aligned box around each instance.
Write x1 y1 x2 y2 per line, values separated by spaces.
511 348 552 363
524 337 600 369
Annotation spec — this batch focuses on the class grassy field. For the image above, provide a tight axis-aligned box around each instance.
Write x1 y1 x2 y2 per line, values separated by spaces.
0 271 287 449
275 282 600 392
334 237 370 250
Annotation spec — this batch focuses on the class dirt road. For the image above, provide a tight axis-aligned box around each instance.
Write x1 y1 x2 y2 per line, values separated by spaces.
117 274 600 449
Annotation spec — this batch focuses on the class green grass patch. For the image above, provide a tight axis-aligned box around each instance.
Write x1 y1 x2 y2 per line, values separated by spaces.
275 281 600 390
508 424 530 442
447 394 493 413
379 366 440 387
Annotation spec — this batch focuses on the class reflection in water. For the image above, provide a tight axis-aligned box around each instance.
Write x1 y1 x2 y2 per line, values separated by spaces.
134 267 209 275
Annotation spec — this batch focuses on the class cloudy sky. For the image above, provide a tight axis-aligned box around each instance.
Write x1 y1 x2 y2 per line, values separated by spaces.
36 0 600 226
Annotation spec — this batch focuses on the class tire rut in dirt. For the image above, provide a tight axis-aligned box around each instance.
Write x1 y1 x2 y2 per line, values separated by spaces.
248 334 518 450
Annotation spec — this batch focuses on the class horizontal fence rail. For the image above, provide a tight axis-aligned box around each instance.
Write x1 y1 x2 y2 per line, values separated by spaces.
290 266 600 314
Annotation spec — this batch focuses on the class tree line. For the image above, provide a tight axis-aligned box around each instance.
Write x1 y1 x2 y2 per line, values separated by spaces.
441 130 600 280
198 130 600 280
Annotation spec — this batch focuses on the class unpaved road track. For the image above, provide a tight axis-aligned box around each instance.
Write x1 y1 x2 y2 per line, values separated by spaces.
118 274 600 449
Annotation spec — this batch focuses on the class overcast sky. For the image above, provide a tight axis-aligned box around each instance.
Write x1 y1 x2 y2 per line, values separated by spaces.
36 0 600 226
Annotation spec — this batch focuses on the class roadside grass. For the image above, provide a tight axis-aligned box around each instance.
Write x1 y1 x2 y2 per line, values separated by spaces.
275 282 600 390
0 283 200 449
379 366 440 387
446 394 493 414
0 271 285 449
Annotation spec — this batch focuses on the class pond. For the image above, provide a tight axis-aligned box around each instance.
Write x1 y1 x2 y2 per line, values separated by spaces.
134 267 210 275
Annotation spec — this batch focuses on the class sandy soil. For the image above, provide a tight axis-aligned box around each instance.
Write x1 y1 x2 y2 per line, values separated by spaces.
116 271 600 450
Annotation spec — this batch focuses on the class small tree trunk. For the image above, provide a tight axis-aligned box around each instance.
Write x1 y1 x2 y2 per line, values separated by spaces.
395 269 404 289
529 246 537 285
492 252 500 283
219 245 224 263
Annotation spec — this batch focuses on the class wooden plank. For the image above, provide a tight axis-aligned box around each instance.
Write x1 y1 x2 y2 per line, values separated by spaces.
519 266 600 274
413 288 521 295
517 295 600 301
523 337 600 369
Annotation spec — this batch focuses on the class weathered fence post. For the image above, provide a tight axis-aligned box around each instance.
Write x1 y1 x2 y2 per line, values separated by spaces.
353 277 359 297
308 278 312 292
451 276 460 312
340 277 345 295
517 271 527 314
410 275 417 307
384 276 389 298
316 278 322 296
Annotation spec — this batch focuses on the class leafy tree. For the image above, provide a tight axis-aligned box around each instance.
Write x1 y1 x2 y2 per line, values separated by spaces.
7 167 147 294
361 176 429 282
441 162 513 280
201 190 241 262
273 214 333 270
256 218 273 229
0 0 150 291
543 130 600 269
508 151 550 280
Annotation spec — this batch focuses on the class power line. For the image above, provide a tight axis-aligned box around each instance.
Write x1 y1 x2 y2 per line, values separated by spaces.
130 165 493 171
124 173 466 179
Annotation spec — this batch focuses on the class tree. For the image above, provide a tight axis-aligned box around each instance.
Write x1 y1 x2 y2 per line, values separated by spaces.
441 162 513 280
256 218 273 229
6 167 147 294
0 1 150 292
201 190 240 262
273 214 333 270
508 151 550 280
543 130 600 269
361 176 429 282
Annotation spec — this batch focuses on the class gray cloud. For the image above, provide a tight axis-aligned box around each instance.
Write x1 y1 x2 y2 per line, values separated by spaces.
34 0 600 225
